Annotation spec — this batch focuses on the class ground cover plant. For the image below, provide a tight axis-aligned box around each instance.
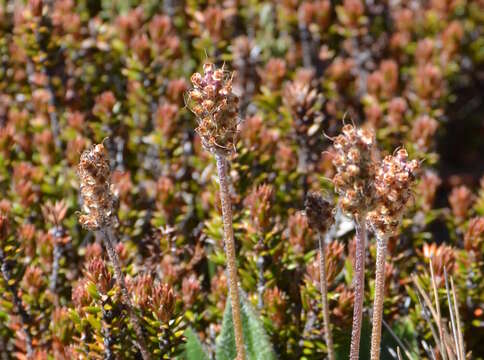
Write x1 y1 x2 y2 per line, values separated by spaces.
0 0 484 359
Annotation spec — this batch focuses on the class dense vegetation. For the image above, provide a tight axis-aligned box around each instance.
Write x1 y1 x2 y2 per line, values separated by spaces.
0 0 483 359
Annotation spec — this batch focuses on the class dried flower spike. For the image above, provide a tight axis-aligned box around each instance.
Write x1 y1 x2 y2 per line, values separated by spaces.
189 62 246 359
305 192 335 360
77 143 150 360
187 63 239 155
305 192 335 234
368 148 419 238
332 124 377 215
368 148 418 360
78 143 115 230
331 123 376 360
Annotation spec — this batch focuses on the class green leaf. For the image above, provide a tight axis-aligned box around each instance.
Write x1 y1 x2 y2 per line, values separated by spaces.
216 291 276 360
335 316 371 360
182 328 210 360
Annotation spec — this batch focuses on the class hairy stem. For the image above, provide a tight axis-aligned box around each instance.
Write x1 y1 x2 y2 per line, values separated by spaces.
349 215 367 360
318 232 335 360
370 236 387 360
100 227 151 360
0 251 33 357
215 153 246 360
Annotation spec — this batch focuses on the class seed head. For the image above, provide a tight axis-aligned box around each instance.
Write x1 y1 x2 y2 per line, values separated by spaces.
187 63 239 155
368 148 419 237
331 124 377 215
305 192 335 234
78 143 115 230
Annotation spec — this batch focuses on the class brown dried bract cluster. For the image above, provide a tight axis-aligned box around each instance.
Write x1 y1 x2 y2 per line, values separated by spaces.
187 63 239 155
305 192 335 234
368 149 419 237
283 74 322 138
332 124 376 215
78 143 115 230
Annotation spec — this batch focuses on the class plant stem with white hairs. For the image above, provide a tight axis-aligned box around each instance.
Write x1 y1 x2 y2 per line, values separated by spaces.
370 235 388 360
215 152 246 360
349 214 367 360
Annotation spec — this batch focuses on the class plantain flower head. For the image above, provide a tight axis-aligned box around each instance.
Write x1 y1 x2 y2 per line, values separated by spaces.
78 143 115 230
187 63 239 155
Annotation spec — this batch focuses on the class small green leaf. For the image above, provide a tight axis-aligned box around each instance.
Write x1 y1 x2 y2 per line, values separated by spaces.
183 328 210 360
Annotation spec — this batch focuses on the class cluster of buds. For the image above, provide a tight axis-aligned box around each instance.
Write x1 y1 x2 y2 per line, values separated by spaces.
78 144 115 230
304 192 335 234
187 63 239 155
368 149 419 238
86 258 112 294
129 275 176 323
332 124 377 215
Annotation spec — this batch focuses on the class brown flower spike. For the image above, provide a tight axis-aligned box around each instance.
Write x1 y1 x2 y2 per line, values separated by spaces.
189 62 246 360
78 143 115 230
331 124 376 360
305 192 336 360
368 148 419 238
332 124 377 215
305 192 334 234
187 63 239 155
77 143 150 360
368 148 418 360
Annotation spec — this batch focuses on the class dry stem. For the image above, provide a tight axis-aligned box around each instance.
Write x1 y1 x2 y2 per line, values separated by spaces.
101 227 151 360
215 152 246 360
317 232 335 360
0 250 33 357
349 214 367 360
370 236 387 360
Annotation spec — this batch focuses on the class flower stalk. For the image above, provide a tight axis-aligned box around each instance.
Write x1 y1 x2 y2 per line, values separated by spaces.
188 63 245 359
78 144 151 360
305 192 335 360
369 235 387 360
349 214 367 360
368 148 418 360
331 124 376 359
216 152 246 360
318 232 335 360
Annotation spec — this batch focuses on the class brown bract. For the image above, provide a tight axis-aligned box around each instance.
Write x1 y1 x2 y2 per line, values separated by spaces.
304 192 334 234
78 143 115 230
187 63 239 155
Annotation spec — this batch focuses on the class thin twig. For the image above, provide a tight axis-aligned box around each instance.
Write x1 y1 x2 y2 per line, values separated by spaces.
349 214 367 360
215 152 246 360
317 232 335 360
49 232 62 294
100 295 115 360
0 250 33 357
100 227 151 360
